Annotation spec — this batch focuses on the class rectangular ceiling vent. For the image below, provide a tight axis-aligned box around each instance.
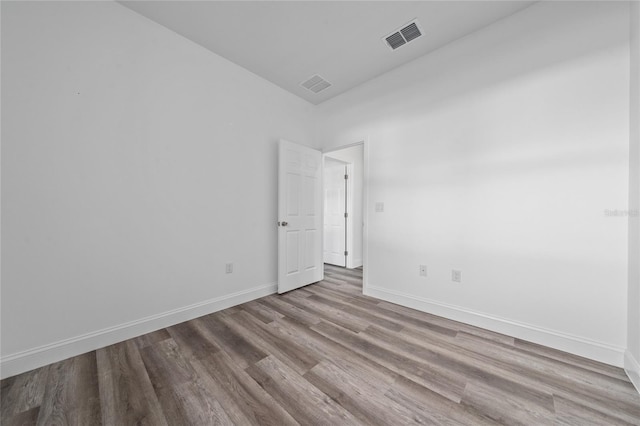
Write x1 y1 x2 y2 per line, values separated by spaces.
384 20 422 50
301 75 332 94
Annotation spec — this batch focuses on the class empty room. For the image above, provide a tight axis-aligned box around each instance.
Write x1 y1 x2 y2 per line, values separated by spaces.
2 0 640 424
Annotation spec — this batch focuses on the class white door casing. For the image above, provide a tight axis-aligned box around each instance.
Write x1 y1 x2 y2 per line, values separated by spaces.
278 140 323 293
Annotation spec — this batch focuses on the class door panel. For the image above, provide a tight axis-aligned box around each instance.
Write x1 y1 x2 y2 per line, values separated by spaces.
278 140 323 293
286 231 300 274
303 176 317 215
286 173 300 216
305 229 318 269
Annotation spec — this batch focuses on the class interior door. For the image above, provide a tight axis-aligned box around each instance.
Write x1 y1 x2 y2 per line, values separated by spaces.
278 140 323 293
323 160 346 266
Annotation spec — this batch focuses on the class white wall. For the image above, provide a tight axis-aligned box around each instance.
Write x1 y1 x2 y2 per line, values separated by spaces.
0 1 315 377
325 145 364 268
627 0 640 391
317 1 630 366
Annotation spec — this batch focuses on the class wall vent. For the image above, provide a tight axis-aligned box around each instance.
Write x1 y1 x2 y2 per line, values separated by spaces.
300 75 332 93
384 20 423 50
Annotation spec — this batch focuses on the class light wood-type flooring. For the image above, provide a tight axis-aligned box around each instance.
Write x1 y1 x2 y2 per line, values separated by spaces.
2 265 640 425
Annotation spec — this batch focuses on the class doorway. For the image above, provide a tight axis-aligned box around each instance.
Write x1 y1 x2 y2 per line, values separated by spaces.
323 157 349 267
323 144 364 270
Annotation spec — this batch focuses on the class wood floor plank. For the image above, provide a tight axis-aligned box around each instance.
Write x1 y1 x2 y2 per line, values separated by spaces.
36 352 101 426
515 338 631 381
303 360 425 425
303 291 404 332
0 365 49 419
196 313 268 369
140 339 233 425
320 275 362 292
399 321 640 424
96 340 168 426
190 350 299 426
461 380 556 425
386 375 500 426
2 264 639 425
389 311 640 425
288 287 316 298
3 406 40 426
311 320 467 403
363 300 459 337
1 374 16 400
133 328 171 349
365 324 557 410
281 291 371 333
268 315 400 388
377 300 511 343
258 296 321 327
454 332 640 406
241 300 285 324
552 394 637 426
466 331 637 392
246 355 361 425
324 265 363 280
304 282 376 308
166 320 222 361
219 310 319 375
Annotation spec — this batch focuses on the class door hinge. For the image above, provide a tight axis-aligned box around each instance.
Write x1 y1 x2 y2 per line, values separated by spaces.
344 212 348 218
344 174 349 180
344 251 348 256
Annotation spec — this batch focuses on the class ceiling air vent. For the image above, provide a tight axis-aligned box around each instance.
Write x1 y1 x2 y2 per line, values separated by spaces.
385 32 406 50
384 20 423 50
301 75 332 94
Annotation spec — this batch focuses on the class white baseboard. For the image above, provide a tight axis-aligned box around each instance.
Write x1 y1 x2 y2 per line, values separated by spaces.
625 350 640 394
0 283 277 379
365 285 625 367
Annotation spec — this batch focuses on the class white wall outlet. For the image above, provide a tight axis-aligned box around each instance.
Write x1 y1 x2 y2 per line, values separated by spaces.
375 202 384 212
452 269 461 282
419 265 427 277
225 262 233 274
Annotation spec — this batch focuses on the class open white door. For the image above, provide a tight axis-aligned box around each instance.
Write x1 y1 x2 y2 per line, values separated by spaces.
278 140 323 293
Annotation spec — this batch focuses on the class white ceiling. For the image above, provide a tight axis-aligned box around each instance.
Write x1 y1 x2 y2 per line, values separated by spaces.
119 1 536 105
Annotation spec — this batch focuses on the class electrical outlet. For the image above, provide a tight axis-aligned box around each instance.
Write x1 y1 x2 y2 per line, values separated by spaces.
452 269 461 283
375 202 384 213
225 263 233 274
419 265 427 277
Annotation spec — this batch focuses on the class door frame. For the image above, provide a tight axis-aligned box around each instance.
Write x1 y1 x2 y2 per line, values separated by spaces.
344 163 354 268
322 138 369 292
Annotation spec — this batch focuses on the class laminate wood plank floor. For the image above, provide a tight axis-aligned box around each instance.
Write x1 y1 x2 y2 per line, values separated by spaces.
2 264 640 425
